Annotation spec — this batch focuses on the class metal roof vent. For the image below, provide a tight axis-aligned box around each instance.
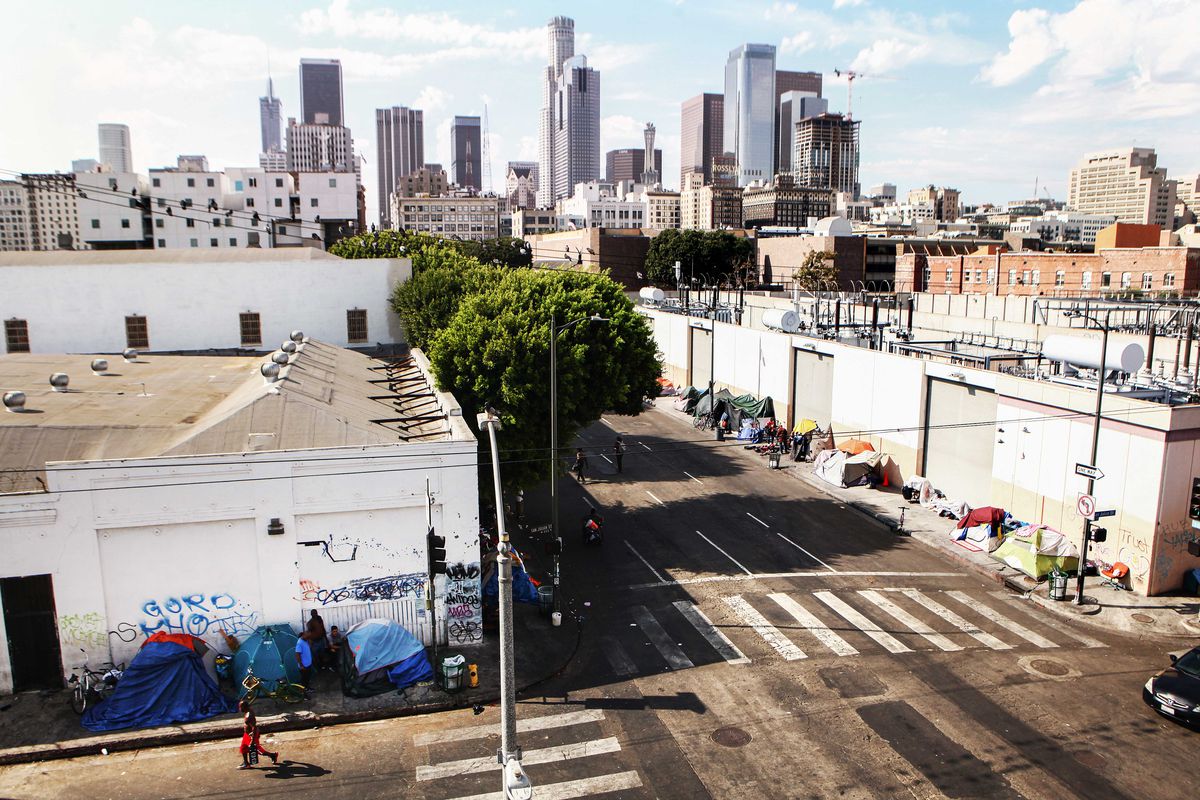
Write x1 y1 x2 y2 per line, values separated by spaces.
49 373 70 392
91 358 109 375
2 391 25 412
260 362 280 383
281 341 297 354
290 330 305 343
271 351 290 366
122 348 138 362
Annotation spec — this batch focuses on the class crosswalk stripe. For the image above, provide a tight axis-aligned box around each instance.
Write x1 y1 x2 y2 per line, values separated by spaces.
416 737 621 781
943 591 1057 648
673 600 750 665
858 590 962 651
443 770 643 800
813 591 911 653
632 605 695 670
989 592 1106 648
897 589 1012 650
601 635 638 677
767 593 858 656
413 709 606 747
722 594 806 660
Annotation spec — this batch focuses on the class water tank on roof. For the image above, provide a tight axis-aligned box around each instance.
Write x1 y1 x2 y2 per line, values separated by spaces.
639 287 666 304
763 308 801 333
813 216 853 237
1042 335 1144 374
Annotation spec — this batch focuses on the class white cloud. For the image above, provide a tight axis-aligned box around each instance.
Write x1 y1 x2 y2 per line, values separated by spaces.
517 135 537 162
297 0 541 51
979 9 1054 86
781 32 815 54
850 38 930 73
414 86 451 113
833 0 866 7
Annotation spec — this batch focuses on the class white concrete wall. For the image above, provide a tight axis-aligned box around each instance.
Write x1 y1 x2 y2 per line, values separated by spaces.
0 256 410 353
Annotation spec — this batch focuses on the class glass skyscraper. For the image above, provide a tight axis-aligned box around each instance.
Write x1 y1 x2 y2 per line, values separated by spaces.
724 44 776 187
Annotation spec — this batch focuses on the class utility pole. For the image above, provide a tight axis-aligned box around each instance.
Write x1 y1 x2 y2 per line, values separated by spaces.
426 478 446 665
1074 310 1111 605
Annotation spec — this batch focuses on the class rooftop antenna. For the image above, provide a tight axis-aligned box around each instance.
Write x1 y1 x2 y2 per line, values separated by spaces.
482 102 494 195
833 69 861 119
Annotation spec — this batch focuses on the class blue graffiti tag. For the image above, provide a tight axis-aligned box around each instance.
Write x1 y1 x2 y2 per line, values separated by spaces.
138 593 257 638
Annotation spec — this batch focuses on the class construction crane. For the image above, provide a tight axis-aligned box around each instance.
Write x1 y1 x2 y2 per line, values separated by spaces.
833 69 860 119
481 103 494 196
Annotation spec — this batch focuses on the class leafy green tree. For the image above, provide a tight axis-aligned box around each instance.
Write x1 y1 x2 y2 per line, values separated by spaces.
456 237 533 269
429 269 661 489
644 229 754 287
793 250 838 290
389 264 505 350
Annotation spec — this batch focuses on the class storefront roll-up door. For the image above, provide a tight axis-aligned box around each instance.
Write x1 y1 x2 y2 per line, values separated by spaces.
922 378 998 507
791 349 834 430
690 325 713 391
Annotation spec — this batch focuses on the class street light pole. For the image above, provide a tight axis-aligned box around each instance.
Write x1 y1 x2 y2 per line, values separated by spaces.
1074 310 1111 605
478 408 533 800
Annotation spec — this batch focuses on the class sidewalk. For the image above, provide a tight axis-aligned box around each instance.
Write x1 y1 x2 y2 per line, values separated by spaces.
655 400 1200 640
0 599 576 766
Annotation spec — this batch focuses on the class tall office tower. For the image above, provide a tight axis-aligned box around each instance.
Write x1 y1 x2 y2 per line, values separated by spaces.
724 44 776 187
680 93 723 187
641 123 660 187
777 91 827 174
1067 147 1176 228
775 70 822 101
375 106 425 227
286 118 355 173
538 17 600 206
260 74 283 153
451 116 482 192
98 123 133 173
506 161 539 209
606 148 662 185
299 59 344 126
792 112 860 198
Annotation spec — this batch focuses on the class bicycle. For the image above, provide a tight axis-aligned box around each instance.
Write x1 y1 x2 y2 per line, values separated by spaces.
67 649 124 715
241 664 306 704
693 412 714 431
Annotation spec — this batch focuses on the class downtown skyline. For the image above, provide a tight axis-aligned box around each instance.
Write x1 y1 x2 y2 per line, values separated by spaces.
2 0 1199 225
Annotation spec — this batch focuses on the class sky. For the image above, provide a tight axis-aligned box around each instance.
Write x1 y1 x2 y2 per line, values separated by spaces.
2 0 1199 225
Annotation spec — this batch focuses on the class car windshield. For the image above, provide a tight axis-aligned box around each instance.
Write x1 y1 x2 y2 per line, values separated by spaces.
1175 649 1200 677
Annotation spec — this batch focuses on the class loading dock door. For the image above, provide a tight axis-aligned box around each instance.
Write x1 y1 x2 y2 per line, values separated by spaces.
922 378 998 506
792 349 835 429
690 325 713 391
1 575 63 691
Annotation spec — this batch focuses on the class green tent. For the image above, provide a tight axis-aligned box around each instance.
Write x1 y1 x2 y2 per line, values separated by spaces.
991 524 1079 579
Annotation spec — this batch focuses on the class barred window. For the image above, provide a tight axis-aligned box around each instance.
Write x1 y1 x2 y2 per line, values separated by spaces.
239 312 262 347
346 309 368 343
5 318 29 353
125 316 149 349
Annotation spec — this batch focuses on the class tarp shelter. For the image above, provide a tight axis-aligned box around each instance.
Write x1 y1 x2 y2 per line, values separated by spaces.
81 636 235 731
675 386 700 413
815 449 883 488
339 618 433 697
837 439 875 455
991 524 1079 578
695 389 776 429
233 625 301 698
481 548 539 606
793 419 819 435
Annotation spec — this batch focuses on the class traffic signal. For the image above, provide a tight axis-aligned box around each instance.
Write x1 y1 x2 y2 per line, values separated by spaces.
1190 477 1200 521
427 528 447 575
1089 527 1107 543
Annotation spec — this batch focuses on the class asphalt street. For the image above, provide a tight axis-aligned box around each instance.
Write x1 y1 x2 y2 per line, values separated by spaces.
1 406 1195 799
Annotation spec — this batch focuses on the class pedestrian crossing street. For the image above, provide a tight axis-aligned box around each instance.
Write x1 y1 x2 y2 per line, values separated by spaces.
604 588 1105 675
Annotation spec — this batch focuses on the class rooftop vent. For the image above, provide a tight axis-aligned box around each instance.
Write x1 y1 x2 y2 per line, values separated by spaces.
271 351 290 366
281 341 297 354
290 330 305 343
260 362 280 383
49 373 69 392
2 391 25 412
122 348 138 362
91 358 109 375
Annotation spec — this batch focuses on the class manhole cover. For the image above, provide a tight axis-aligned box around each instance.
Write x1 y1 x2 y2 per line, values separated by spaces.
1131 613 1156 625
1030 659 1071 677
710 726 752 748
1074 751 1106 770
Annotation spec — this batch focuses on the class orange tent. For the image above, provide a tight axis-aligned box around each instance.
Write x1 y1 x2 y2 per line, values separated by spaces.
837 438 875 455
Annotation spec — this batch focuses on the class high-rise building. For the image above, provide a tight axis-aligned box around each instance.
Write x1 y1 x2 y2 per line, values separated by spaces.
774 70 823 175
538 17 600 206
792 112 859 198
724 44 776 187
777 91 827 175
506 161 539 209
451 116 482 192
98 123 133 173
22 174 82 250
1067 148 1177 228
0 180 31 252
299 59 344 126
680 93 724 187
260 75 283 153
375 106 425 228
641 123 661 187
286 118 355 173
907 185 961 222
741 174 833 229
606 148 662 185
71 159 99 174
680 172 743 231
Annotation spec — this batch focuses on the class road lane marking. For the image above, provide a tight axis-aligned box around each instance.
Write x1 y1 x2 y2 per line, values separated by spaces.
624 540 667 583
746 512 770 528
445 770 643 800
683 470 703 484
944 591 1057 648
417 737 621 781
625 571 960 590
858 590 962 651
632 606 694 670
599 453 612 464
896 589 1011 650
413 709 606 746
768 593 858 656
721 594 806 660
773 532 837 573
674 600 750 665
989 592 1106 648
813 591 911 654
600 635 637 677
696 529 753 575
646 490 665 506
640 442 653 451
600 418 616 429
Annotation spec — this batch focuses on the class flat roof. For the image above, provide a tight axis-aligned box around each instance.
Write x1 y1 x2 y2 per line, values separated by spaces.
0 248 341 267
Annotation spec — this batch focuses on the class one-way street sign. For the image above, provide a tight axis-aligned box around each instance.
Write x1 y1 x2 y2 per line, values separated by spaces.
1075 463 1104 480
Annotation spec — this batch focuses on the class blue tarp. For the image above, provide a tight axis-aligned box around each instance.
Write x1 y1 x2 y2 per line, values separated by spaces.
232 625 301 698
340 618 432 696
81 641 235 732
482 564 539 605
387 651 435 689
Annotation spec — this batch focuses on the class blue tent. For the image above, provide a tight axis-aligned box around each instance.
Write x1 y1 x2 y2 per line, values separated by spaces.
233 625 301 698
339 618 432 697
81 639 236 732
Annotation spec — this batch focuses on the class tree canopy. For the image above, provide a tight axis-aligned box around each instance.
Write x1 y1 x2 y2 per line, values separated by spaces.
644 229 754 287
329 229 514 273
793 250 838 290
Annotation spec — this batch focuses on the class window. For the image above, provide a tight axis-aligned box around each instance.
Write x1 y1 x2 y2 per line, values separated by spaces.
945 268 952 284
1008 269 1016 285
5 318 29 353
186 218 195 228
975 269 982 283
922 266 931 286
1080 271 1090 289
239 312 262 346
246 198 255 208
1021 270 1030 285
986 269 995 284
190 238 199 247
964 270 971 283
310 198 319 207
1121 271 1132 289
124 315 149 349
274 198 283 207
1031 269 1040 285
328 178 337 188
212 218 221 227
1142 272 1153 290
278 225 287 236
187 178 195 188
346 309 368 343
157 238 165 247
155 218 164 228
248 177 258 188
120 219 130 229
275 178 284 188
206 178 215 187
1102 272 1112 288
152 177 161 188
229 237 237 246
91 219 100 228
210 238 218 247
1165 273 1176 288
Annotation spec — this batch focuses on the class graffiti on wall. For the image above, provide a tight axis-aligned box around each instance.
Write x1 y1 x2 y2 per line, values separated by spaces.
135 592 259 639
445 562 482 645
58 612 108 647
299 573 427 607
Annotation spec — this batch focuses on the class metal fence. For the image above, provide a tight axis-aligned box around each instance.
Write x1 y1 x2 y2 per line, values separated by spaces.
302 597 448 647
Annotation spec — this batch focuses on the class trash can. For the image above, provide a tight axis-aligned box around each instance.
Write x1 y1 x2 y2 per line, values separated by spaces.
716 427 726 441
442 654 466 692
768 451 782 470
537 585 555 616
1048 570 1069 601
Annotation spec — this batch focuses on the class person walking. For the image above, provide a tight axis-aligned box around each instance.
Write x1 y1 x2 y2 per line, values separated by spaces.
238 699 278 769
613 436 626 474
572 448 588 484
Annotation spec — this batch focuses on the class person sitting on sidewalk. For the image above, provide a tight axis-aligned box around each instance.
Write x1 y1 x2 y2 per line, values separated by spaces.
238 699 278 769
328 625 344 667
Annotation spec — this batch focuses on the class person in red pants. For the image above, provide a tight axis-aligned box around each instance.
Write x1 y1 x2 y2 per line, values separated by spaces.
238 699 279 769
